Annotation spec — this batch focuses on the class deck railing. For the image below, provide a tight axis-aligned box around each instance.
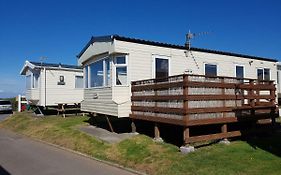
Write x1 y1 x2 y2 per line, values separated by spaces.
130 74 277 143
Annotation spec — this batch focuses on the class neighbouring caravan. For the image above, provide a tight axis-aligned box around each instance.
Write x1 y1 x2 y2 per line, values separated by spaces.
20 61 83 107
77 35 278 118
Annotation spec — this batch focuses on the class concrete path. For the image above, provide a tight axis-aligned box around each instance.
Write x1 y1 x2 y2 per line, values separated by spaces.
0 129 137 175
80 125 138 144
0 113 10 121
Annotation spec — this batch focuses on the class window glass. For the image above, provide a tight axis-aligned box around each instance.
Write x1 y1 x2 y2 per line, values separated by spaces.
33 73 39 88
155 58 169 79
264 68 270 81
205 64 217 76
105 58 111 86
236 65 244 78
116 67 127 85
90 60 104 87
75 76 83 88
26 75 31 89
257 69 264 80
116 56 126 64
84 66 88 88
277 71 279 84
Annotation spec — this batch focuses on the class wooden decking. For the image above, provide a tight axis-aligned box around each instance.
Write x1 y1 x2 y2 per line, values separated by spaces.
130 74 278 144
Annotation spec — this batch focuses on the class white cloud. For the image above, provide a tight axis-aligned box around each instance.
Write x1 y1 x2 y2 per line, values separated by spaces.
0 89 4 93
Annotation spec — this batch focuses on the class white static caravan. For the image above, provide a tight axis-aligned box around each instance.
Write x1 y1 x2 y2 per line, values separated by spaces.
20 61 84 107
77 35 278 118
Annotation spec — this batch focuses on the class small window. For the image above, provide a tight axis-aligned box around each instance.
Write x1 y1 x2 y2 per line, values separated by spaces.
84 66 88 88
116 67 127 85
236 65 244 79
75 76 83 88
277 71 279 84
205 64 217 76
155 58 169 79
257 68 270 81
26 75 31 89
32 73 39 88
114 56 127 86
116 56 126 64
264 68 270 81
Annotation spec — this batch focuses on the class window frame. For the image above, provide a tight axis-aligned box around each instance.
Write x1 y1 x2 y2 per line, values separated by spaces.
235 64 245 79
85 56 113 89
257 67 271 81
204 63 218 77
26 74 32 90
75 75 84 89
152 55 171 79
113 55 128 87
31 73 40 89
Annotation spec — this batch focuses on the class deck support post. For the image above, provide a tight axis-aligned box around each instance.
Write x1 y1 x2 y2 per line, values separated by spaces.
131 120 136 133
154 123 163 142
180 127 194 154
105 115 114 133
219 124 230 145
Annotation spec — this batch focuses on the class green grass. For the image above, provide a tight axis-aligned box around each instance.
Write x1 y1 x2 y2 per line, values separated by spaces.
1 112 281 175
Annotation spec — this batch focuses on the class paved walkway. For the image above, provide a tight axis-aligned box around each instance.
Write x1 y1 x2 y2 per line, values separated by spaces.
79 125 138 144
0 129 137 175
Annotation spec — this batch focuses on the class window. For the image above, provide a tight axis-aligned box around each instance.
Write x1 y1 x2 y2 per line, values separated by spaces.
264 68 270 81
257 68 270 81
90 59 104 87
236 65 244 78
26 75 31 89
105 58 111 86
84 66 88 88
75 76 83 88
277 71 279 84
32 73 39 88
155 58 169 79
205 64 217 76
114 56 127 86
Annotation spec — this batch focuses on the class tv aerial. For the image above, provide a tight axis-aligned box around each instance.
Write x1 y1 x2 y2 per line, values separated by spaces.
184 30 210 70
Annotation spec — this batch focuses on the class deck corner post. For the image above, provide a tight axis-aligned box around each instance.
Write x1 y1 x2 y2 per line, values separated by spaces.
180 126 195 154
154 123 163 142
183 127 190 146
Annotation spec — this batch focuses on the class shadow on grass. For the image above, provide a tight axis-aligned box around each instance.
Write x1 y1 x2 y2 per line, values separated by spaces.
0 165 11 175
241 123 281 157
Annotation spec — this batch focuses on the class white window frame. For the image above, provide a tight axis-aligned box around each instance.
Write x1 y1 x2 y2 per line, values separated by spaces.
152 55 171 79
235 64 245 79
257 67 271 81
87 57 106 88
113 55 128 87
75 75 84 89
204 63 218 76
26 74 32 90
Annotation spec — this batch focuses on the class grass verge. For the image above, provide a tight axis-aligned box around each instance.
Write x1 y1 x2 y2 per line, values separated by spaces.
1 112 281 175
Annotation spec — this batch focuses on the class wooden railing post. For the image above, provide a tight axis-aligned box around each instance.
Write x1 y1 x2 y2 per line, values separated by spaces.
221 77 226 118
249 79 255 116
183 75 189 124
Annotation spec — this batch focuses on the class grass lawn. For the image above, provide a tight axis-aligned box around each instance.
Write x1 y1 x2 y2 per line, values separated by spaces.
1 112 281 175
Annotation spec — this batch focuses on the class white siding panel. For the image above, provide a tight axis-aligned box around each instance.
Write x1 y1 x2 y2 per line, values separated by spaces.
81 87 118 116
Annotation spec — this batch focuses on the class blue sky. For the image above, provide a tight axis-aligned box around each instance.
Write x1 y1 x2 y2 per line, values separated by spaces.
0 0 280 97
